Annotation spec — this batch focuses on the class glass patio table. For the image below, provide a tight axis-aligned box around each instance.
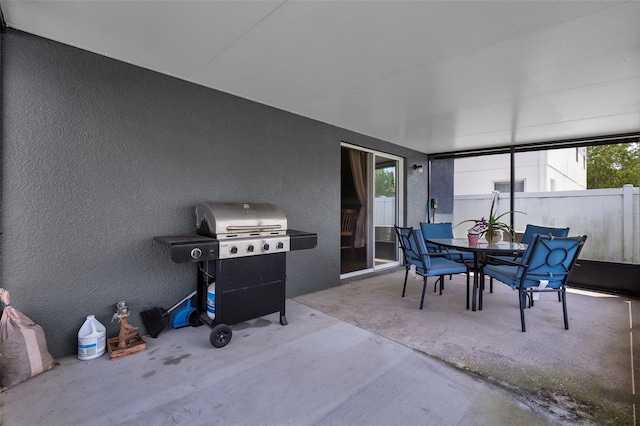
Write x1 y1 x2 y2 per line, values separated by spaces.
425 238 527 311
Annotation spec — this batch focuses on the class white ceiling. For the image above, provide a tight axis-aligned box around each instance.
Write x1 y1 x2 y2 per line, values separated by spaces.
2 1 639 154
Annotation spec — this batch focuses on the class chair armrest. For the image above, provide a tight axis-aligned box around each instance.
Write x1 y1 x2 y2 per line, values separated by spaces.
429 252 451 259
429 245 463 262
427 245 446 254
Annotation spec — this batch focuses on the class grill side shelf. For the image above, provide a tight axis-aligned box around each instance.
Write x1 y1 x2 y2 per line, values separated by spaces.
154 235 219 263
287 230 318 251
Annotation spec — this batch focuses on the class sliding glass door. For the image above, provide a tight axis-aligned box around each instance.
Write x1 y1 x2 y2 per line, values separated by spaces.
341 144 403 277
374 155 400 267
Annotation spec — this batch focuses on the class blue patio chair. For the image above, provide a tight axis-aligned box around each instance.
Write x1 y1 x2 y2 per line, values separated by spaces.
419 222 474 263
420 222 475 294
488 224 570 292
483 234 587 332
395 226 469 310
519 224 570 245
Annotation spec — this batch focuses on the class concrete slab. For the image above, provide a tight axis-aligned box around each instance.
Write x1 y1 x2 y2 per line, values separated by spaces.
296 270 638 425
2 300 561 425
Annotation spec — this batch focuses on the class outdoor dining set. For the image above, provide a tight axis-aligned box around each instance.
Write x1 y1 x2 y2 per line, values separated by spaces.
394 223 587 332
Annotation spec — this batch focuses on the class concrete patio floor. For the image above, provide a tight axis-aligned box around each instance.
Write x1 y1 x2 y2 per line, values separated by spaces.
297 269 637 425
0 269 636 425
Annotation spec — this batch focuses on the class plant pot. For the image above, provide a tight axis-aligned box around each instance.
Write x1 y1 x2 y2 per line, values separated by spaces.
467 233 479 245
485 230 502 244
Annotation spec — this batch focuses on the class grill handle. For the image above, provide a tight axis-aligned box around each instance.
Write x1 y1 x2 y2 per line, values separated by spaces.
226 225 282 231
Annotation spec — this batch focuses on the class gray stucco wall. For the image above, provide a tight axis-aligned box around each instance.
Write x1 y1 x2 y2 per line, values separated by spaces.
1 29 428 357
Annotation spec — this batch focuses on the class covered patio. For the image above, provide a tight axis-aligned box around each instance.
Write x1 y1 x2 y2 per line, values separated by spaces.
300 270 635 424
2 270 634 425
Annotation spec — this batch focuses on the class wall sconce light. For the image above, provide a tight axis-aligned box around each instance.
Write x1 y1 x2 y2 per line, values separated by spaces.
412 164 424 174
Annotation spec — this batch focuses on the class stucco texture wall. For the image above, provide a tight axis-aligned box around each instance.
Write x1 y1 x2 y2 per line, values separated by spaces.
1 29 428 357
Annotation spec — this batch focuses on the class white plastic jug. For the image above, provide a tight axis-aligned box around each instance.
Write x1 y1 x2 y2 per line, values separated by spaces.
78 315 106 360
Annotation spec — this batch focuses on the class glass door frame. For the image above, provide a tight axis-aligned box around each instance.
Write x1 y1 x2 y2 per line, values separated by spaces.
341 143 404 279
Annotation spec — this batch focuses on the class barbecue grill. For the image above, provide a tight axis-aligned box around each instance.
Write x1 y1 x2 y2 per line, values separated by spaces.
154 202 317 347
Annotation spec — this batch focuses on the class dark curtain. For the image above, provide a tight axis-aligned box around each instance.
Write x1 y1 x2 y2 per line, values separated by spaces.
349 150 367 248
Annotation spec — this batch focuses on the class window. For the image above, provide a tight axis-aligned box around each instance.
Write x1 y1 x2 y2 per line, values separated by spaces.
494 180 524 193
432 134 639 265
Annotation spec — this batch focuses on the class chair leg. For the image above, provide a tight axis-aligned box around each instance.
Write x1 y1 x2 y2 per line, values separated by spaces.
438 275 444 295
489 277 493 293
420 276 427 310
561 287 569 330
478 271 484 310
402 268 409 297
466 270 470 310
519 288 527 332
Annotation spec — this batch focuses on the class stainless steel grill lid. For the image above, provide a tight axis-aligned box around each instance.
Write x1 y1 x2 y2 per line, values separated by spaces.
195 202 287 238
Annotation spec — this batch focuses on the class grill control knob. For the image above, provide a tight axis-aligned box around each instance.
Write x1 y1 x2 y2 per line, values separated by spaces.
190 248 202 259
262 243 270 251
230 246 238 255
276 241 284 249
247 244 254 252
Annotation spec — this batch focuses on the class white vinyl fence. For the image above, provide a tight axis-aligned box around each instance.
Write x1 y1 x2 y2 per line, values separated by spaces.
374 196 396 226
448 185 639 264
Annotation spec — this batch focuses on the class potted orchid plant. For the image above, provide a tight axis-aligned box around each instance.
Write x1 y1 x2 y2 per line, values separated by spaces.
457 191 525 244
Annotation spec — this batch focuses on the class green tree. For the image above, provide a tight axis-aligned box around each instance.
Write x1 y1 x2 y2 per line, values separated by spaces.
375 168 396 197
587 143 639 189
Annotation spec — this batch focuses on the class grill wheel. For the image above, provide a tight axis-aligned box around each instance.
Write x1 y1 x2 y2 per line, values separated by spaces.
209 324 232 348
